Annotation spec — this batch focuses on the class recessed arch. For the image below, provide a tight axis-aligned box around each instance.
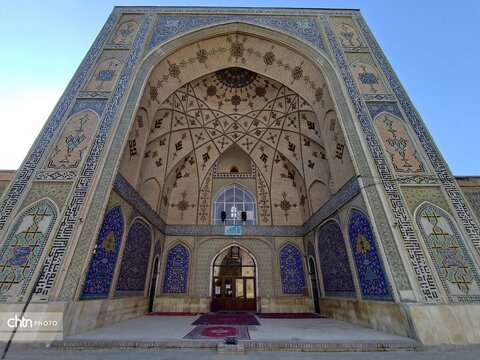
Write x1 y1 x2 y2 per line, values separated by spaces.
414 201 480 299
374 112 426 174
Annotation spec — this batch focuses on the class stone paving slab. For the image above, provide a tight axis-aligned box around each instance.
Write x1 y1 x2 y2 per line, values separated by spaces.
66 315 414 343
51 315 420 352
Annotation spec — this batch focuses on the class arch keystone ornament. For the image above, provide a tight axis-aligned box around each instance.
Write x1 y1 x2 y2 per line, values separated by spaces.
2 6 480 346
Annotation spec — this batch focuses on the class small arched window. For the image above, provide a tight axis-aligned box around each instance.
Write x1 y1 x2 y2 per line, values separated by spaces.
212 184 256 225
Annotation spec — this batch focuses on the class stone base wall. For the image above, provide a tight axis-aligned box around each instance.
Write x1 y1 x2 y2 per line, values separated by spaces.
153 296 312 313
406 303 480 345
63 297 148 336
154 296 210 313
319 298 412 338
259 296 312 313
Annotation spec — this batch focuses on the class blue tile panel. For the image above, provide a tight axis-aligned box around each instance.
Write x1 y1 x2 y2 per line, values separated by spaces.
0 201 57 298
116 220 152 294
162 244 189 294
81 206 124 299
318 222 356 298
149 15 324 51
279 244 305 294
348 210 393 300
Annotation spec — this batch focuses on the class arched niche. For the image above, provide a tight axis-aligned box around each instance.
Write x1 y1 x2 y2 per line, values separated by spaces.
347 209 393 301
317 220 356 298
115 219 153 295
81 205 124 300
374 112 426 174
47 110 99 169
278 243 305 295
415 202 480 299
162 243 190 294
217 144 252 174
114 26 361 229
0 199 57 297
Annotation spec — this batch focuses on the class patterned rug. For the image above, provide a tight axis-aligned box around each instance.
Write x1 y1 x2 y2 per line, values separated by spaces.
255 312 325 319
192 313 260 326
184 325 251 340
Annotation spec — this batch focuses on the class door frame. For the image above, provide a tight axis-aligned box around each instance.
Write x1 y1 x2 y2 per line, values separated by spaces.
210 244 258 311
148 256 160 313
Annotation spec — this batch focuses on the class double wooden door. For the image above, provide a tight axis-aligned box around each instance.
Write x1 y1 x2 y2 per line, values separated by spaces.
212 276 256 311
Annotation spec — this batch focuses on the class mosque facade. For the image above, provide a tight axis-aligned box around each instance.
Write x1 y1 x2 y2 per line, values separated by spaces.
0 6 480 345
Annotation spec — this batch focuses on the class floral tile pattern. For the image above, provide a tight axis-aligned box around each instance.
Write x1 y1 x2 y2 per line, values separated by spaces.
81 206 124 299
279 244 305 294
318 221 356 297
348 210 392 300
162 244 189 294
115 220 152 295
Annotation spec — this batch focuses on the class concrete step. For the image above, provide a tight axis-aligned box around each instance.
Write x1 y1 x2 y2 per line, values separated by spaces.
51 339 421 352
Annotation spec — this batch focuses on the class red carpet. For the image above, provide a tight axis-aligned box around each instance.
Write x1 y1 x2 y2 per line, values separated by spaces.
255 312 325 318
192 313 260 325
184 325 251 340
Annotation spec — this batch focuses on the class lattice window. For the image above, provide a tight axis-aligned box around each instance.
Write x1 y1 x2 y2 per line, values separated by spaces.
212 184 256 225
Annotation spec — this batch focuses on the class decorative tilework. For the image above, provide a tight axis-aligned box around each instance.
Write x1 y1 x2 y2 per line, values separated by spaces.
162 244 189 294
77 91 111 99
279 244 305 294
322 16 440 301
47 110 99 170
396 176 438 185
362 94 396 101
69 99 108 117
34 171 77 181
366 102 403 119
81 206 124 299
115 220 152 295
20 182 72 211
96 70 115 82
113 174 166 231
149 15 324 51
0 200 57 299
416 203 480 301
355 16 480 260
376 113 425 174
318 222 356 298
401 186 452 216
35 14 153 298
464 191 480 221
115 7 359 16
303 176 360 234
348 210 392 300
165 224 303 237
0 12 118 230
113 20 139 45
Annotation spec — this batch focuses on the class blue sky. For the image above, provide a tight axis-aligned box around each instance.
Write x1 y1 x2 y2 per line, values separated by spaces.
1 0 478 175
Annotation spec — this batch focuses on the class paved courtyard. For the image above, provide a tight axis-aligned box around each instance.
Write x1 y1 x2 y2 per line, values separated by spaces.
2 314 479 359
